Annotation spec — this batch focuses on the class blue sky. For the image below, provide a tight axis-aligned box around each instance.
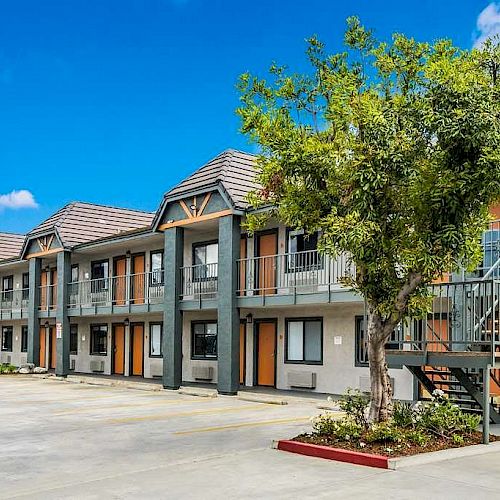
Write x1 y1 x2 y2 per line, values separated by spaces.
0 0 499 233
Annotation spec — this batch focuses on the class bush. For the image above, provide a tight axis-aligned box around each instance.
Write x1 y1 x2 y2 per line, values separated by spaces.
0 364 17 374
392 401 414 428
406 429 428 446
365 422 404 444
338 388 369 429
312 413 363 441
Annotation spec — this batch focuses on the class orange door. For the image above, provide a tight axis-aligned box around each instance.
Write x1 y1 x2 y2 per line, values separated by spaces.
239 323 246 385
257 322 276 386
50 269 57 309
39 328 46 368
426 317 449 352
131 324 144 376
257 233 277 295
131 255 145 304
50 327 57 369
112 324 125 375
40 271 48 309
114 257 127 305
239 236 246 296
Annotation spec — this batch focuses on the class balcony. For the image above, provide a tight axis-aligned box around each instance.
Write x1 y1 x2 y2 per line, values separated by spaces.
39 284 57 315
237 250 357 306
67 271 164 315
181 263 218 305
0 289 29 319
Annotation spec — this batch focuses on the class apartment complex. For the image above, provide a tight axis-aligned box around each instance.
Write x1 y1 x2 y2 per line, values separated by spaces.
1 149 499 409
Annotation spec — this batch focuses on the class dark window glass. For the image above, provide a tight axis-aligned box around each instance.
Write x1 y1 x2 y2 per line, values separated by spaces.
91 261 109 292
150 251 164 285
286 319 322 364
193 242 218 280
71 265 79 283
21 326 28 352
1 275 14 302
287 230 321 271
355 316 400 367
70 325 78 354
192 322 217 359
150 323 162 357
90 325 108 355
1 326 13 351
22 273 29 300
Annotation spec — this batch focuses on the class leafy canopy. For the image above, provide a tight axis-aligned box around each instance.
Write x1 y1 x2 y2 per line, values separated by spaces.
237 18 500 318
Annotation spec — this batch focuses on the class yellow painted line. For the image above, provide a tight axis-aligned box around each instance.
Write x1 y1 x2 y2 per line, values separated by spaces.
104 404 268 424
52 398 213 415
174 416 312 435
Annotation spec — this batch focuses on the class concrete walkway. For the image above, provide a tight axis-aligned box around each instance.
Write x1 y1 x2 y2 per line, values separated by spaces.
1 375 499 499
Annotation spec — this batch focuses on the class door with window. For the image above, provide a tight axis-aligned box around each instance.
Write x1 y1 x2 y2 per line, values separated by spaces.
130 323 144 376
113 256 127 305
150 250 164 301
112 324 125 375
131 254 145 304
91 260 109 303
256 321 276 386
256 232 277 295
193 242 218 295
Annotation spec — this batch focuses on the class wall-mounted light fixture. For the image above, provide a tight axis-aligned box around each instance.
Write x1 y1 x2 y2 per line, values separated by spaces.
246 313 253 325
167 219 174 224
124 318 130 327
190 204 197 211
44 321 49 328
126 250 131 257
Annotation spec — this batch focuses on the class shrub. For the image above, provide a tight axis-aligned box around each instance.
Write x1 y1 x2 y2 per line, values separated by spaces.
0 364 17 374
338 388 369 429
452 434 465 445
365 422 404 444
392 401 414 428
312 414 363 441
406 429 428 446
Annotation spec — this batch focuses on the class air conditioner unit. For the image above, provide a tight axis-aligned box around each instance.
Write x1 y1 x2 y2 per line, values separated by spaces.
193 366 213 381
70 359 76 371
150 364 163 378
90 360 104 373
288 371 316 389
359 375 395 394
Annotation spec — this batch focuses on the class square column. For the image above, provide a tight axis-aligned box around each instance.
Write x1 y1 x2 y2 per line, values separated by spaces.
27 257 41 365
217 214 241 395
56 251 71 376
163 227 184 389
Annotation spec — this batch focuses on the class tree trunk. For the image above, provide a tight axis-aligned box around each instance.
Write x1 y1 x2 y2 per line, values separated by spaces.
367 309 393 422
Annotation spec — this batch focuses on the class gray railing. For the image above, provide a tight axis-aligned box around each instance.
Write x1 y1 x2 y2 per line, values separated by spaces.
237 250 355 296
389 279 499 362
0 288 29 313
470 219 500 278
68 271 164 308
181 263 218 299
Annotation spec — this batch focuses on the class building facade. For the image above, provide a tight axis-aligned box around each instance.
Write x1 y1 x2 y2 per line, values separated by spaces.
1 149 499 403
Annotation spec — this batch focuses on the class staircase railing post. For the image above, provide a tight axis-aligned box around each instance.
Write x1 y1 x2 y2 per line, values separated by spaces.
483 364 491 445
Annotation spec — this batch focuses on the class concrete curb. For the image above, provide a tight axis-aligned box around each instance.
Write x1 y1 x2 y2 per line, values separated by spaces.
65 375 162 392
238 394 288 405
178 387 218 398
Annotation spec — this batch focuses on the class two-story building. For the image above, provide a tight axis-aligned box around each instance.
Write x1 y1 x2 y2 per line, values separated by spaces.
1 149 499 412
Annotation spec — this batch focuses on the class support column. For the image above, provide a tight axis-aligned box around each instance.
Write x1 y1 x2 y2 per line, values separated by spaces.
217 214 241 395
56 250 71 376
163 227 184 389
27 257 41 365
483 366 491 444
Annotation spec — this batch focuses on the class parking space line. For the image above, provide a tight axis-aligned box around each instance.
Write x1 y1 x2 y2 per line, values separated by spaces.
104 404 270 424
173 416 312 434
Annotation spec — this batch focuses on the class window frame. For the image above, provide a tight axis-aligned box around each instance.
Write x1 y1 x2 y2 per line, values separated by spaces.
1 326 13 352
149 322 163 358
285 229 323 273
21 325 28 352
90 259 109 292
1 275 14 302
191 320 218 360
284 317 323 365
90 324 108 356
192 240 218 282
70 324 78 355
150 250 164 286
71 264 79 283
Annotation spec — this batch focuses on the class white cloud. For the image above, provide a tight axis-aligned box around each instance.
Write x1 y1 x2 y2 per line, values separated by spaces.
473 3 500 48
0 190 38 210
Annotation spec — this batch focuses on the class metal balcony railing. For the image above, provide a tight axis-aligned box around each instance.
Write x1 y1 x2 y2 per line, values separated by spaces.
237 250 355 296
67 271 164 308
39 284 57 311
0 288 29 314
181 263 218 299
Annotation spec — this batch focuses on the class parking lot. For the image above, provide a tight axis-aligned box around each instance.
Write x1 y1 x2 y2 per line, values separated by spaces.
2 376 500 499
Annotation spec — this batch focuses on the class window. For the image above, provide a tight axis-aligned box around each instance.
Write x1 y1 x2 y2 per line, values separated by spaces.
286 230 321 271
22 273 29 300
90 324 108 355
70 324 78 355
150 251 164 285
192 321 217 359
1 275 13 302
91 260 109 292
193 241 218 280
355 316 400 367
285 318 322 364
149 322 162 357
21 326 28 352
71 265 79 283
1 326 13 352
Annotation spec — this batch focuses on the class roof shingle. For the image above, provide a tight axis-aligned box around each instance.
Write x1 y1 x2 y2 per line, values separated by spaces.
0 233 25 261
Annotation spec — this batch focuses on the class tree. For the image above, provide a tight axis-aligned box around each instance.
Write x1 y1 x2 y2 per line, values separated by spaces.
237 18 500 422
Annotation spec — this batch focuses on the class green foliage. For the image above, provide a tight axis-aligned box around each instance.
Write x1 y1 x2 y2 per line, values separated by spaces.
0 364 17 374
311 413 363 441
338 388 370 428
452 434 465 446
237 17 500 321
406 429 428 446
365 422 404 443
392 401 415 428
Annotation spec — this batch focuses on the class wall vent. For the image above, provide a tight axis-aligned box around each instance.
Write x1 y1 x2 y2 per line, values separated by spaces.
288 371 316 389
150 365 163 378
193 366 213 381
70 359 76 371
90 360 104 373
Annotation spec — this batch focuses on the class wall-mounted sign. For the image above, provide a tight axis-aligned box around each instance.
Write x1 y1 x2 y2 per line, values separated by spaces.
56 322 63 339
334 336 342 345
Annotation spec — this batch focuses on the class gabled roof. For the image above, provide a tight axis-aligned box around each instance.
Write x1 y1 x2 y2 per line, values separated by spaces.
0 233 25 261
27 202 155 249
164 149 259 210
